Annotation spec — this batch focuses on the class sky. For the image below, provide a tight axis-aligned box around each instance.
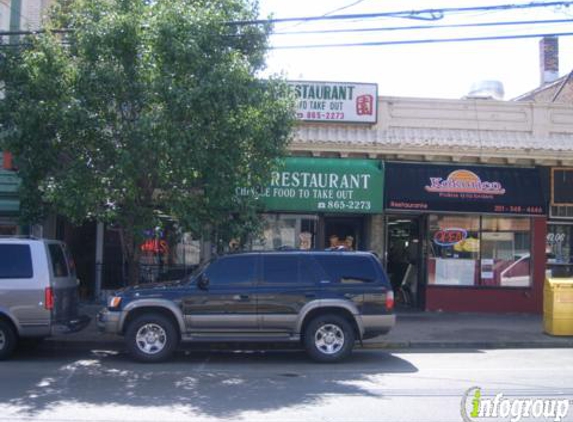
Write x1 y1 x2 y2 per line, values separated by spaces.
257 0 573 100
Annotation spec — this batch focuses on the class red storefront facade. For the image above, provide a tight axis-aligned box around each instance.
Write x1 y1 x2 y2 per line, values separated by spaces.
425 217 546 313
384 162 547 314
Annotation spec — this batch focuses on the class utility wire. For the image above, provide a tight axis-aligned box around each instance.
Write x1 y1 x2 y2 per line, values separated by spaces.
273 31 573 49
272 18 573 36
321 0 369 16
232 1 573 25
280 0 370 30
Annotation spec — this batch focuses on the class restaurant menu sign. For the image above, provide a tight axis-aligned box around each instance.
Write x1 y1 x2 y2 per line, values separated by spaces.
385 162 546 216
237 157 384 213
288 81 378 124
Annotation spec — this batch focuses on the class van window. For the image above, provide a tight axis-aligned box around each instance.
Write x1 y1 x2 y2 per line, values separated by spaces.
204 255 256 286
315 255 378 284
49 244 69 278
0 245 34 279
63 244 77 277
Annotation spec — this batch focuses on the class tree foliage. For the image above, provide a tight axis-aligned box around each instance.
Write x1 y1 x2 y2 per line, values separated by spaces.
0 0 294 284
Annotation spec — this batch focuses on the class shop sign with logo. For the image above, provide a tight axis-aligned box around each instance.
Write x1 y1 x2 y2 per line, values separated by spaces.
288 81 378 124
385 162 546 216
237 157 384 214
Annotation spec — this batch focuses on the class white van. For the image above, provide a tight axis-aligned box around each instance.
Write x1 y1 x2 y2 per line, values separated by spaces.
0 237 90 359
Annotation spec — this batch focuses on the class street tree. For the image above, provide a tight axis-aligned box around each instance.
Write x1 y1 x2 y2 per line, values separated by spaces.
0 0 294 284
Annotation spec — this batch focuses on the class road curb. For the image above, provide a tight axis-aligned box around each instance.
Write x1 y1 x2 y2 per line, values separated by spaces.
41 339 573 352
362 340 573 349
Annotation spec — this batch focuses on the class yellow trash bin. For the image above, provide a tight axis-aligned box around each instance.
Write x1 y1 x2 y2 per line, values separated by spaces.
544 277 573 336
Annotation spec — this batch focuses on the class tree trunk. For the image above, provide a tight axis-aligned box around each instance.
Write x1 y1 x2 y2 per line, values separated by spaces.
120 224 141 286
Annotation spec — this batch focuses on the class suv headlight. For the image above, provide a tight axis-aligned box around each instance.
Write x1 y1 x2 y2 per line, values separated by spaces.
108 296 122 309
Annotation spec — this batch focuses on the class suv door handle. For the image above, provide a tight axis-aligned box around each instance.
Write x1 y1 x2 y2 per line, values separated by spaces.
234 294 250 301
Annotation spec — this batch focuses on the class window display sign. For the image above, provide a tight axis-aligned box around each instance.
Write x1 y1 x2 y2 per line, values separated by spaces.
237 158 384 214
385 162 546 216
434 258 476 285
288 81 378 124
433 228 467 246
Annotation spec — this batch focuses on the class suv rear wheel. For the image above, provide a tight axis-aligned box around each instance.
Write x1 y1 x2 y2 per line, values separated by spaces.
125 313 178 363
0 320 17 360
304 314 355 363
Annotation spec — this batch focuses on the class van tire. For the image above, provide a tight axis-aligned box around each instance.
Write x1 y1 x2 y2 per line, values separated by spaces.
125 313 178 363
0 320 17 360
304 314 355 363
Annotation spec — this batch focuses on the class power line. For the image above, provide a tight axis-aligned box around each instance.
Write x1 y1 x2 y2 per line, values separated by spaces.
0 29 71 37
272 18 573 36
280 0 369 31
231 1 573 25
321 0 369 16
272 31 573 49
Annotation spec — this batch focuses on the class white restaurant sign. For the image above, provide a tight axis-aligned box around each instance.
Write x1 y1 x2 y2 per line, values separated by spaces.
288 81 378 124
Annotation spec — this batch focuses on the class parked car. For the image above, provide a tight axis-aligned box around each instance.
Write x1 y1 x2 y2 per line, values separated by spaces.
0 237 90 360
98 251 395 363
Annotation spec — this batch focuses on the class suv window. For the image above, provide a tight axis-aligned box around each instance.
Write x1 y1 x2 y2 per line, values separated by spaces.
49 244 69 278
262 255 298 284
315 255 379 284
204 255 256 286
0 244 34 279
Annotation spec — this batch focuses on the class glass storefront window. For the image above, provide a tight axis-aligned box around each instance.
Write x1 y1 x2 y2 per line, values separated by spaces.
428 215 480 286
174 233 201 266
252 214 318 251
547 224 573 277
428 215 532 288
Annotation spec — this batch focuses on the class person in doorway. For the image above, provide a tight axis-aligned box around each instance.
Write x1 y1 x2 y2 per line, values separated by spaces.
344 236 354 251
328 234 340 250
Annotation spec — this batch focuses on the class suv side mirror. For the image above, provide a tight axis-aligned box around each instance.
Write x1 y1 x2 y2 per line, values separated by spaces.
197 274 210 290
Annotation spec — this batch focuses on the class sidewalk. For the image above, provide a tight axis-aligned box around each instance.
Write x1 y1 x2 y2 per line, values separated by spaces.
365 311 573 349
44 304 573 350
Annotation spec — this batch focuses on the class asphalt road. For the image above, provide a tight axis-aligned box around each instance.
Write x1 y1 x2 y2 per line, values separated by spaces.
0 346 572 422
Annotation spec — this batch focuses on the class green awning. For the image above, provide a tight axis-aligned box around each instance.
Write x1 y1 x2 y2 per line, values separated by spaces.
238 157 384 214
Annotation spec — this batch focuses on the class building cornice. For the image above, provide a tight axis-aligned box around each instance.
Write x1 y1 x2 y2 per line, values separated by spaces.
290 96 573 165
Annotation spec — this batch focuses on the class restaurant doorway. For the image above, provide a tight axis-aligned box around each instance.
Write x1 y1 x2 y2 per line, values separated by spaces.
386 216 426 309
324 216 364 251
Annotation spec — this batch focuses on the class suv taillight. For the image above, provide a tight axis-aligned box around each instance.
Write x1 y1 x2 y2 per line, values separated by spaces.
45 287 54 310
386 290 394 311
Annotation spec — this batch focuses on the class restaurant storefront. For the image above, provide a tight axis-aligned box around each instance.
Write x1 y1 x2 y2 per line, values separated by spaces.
384 161 547 314
240 156 385 252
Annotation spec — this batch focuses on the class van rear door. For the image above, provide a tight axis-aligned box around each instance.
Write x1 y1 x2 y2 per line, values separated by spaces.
47 242 80 325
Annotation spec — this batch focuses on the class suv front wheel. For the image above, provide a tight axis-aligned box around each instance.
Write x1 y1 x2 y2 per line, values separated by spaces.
304 314 355 363
125 313 178 363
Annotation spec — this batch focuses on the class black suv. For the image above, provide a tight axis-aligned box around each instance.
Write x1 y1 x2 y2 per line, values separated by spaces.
98 251 395 363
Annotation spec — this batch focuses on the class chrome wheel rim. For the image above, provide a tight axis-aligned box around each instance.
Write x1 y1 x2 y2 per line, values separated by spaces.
0 330 5 350
315 323 345 355
135 323 167 355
